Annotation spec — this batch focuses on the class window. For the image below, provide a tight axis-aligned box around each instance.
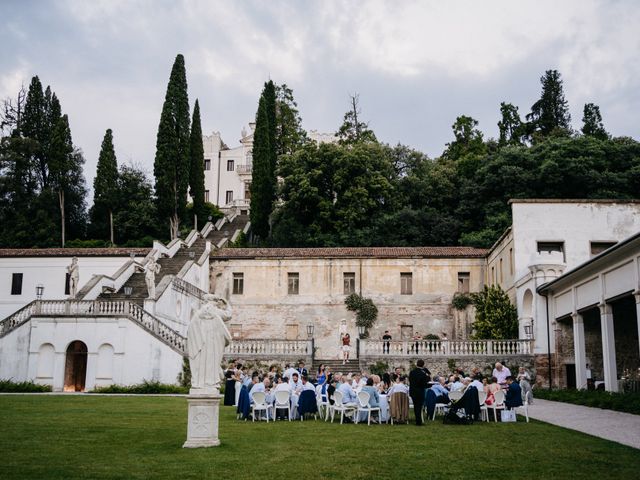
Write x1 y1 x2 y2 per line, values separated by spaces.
227 159 235 171
204 159 211 171
499 258 503 283
491 266 495 285
537 241 565 261
204 190 210 203
343 272 356 294
509 247 514 275
232 273 244 295
11 273 23 295
400 272 412 295
457 272 470 293
590 241 616 256
65 273 70 295
225 190 233 204
288 272 299 295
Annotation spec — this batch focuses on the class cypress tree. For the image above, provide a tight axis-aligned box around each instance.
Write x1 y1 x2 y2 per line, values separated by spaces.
526 69 571 136
263 80 277 179
250 94 273 240
92 129 119 244
188 99 206 225
48 114 75 247
581 103 609 140
154 54 191 239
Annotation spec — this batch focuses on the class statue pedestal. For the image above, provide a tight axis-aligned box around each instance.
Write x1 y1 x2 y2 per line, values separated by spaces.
183 392 222 448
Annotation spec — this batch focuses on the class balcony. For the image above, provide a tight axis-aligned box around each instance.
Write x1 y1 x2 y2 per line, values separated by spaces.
236 164 252 175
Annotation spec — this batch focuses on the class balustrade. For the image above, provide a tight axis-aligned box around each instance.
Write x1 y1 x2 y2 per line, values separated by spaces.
360 338 533 357
225 339 312 357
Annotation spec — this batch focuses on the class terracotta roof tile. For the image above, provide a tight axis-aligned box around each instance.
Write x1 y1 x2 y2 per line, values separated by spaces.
210 246 488 259
0 248 151 257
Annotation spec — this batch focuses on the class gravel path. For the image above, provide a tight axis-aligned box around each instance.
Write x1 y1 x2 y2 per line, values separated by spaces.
527 398 640 449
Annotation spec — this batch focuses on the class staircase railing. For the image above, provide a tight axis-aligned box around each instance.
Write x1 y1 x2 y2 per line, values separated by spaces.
360 338 534 357
0 299 186 354
171 276 207 301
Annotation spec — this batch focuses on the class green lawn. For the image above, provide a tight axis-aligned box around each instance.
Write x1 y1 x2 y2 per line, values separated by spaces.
1 395 639 480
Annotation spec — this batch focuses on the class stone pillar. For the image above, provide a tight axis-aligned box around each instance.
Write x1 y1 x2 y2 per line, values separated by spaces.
183 392 222 448
599 303 618 392
571 312 588 390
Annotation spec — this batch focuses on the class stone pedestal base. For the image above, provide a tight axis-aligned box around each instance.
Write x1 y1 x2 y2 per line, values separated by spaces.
183 393 222 448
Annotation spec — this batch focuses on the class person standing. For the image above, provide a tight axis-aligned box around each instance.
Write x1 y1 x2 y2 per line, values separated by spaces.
409 359 429 426
341 333 351 364
382 330 392 354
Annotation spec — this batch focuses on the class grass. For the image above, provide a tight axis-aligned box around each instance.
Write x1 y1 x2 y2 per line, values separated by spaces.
1 395 639 480
535 389 640 415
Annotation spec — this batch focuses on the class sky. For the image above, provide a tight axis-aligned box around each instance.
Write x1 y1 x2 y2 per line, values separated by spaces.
1 0 639 191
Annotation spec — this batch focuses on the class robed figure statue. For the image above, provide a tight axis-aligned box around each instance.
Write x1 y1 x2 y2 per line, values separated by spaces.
187 294 232 393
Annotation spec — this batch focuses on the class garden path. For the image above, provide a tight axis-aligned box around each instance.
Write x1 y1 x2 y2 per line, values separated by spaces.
527 398 640 449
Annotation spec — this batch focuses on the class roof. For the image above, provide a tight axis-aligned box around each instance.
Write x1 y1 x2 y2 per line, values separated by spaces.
509 198 640 204
537 230 640 294
0 248 151 258
210 246 489 259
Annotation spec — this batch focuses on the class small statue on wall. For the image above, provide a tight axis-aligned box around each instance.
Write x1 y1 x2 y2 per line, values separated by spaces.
67 257 79 298
145 257 161 299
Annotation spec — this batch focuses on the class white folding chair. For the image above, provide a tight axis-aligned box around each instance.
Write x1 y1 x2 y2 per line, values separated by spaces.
316 387 329 420
477 390 489 422
251 391 272 422
274 390 291 421
492 390 506 422
356 391 381 425
331 391 357 424
512 399 530 422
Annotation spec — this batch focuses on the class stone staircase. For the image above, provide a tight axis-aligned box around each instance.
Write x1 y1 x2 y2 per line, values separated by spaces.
314 359 364 376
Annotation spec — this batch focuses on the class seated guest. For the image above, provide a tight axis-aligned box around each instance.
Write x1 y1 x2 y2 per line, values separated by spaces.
251 378 273 405
449 376 464 392
505 376 523 409
361 378 380 408
289 372 303 394
327 378 338 405
284 364 298 380
300 375 316 391
469 374 484 392
248 374 260 393
274 376 291 394
493 362 511 388
337 377 358 405
486 376 501 405
430 376 450 403
388 375 410 396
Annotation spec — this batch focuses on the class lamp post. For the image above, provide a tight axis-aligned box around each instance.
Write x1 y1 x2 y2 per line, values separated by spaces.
124 286 133 296
524 323 533 339
306 323 314 338
357 324 366 339
36 284 44 300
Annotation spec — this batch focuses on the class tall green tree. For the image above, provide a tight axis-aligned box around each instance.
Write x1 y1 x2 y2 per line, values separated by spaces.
91 129 119 244
581 103 608 140
154 54 191 239
48 114 85 247
113 165 160 245
471 285 518 339
263 81 277 178
497 102 524 146
336 94 377 145
188 99 206 225
275 84 307 156
250 94 273 240
526 69 571 137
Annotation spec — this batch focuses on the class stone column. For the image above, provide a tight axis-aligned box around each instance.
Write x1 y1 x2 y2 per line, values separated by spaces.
599 303 618 392
571 312 588 390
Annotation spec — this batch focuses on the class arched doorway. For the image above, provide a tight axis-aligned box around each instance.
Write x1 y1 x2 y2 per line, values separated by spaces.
64 341 88 392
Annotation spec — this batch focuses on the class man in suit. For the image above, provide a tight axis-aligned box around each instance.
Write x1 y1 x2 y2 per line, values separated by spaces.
505 376 523 409
296 361 308 377
409 359 430 426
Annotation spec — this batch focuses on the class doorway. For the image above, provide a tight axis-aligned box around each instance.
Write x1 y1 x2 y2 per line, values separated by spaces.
64 341 88 392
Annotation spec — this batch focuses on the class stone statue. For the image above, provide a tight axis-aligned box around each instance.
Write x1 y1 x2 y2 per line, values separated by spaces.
145 257 161 299
67 257 79 297
187 294 232 393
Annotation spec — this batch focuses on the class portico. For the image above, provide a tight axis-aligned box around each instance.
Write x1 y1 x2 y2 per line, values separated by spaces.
538 232 640 392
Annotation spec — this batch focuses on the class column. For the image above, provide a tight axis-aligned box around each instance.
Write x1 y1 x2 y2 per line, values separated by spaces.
599 303 618 392
571 312 588 390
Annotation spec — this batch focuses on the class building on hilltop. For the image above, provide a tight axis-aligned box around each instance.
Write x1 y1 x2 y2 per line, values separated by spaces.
0 200 638 392
202 125 336 213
